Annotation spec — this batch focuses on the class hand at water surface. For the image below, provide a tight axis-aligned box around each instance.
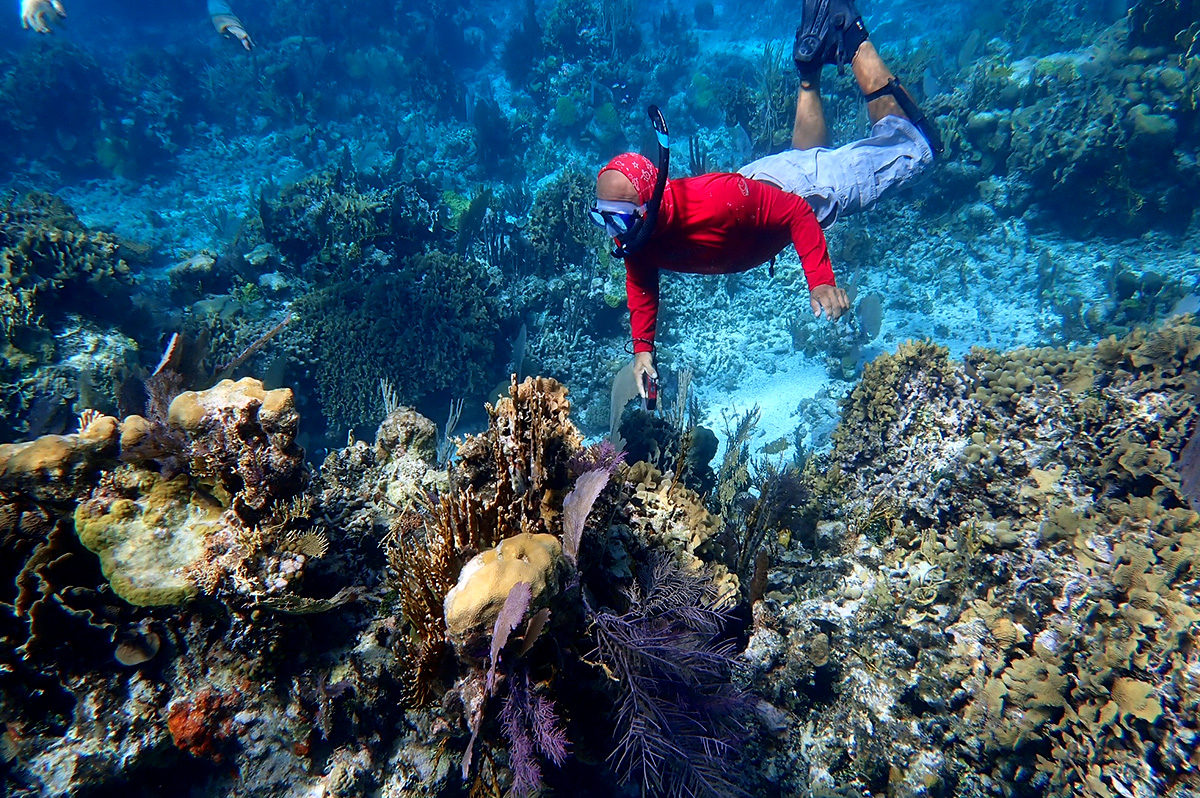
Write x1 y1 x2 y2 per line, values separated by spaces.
212 13 254 50
21 0 65 33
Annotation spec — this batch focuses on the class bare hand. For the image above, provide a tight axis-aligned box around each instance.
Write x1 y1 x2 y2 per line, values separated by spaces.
212 13 254 50
810 283 850 320
632 351 657 399
21 0 65 33
224 23 254 50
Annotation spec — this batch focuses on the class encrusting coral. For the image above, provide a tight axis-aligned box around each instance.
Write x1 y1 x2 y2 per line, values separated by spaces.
0 411 120 503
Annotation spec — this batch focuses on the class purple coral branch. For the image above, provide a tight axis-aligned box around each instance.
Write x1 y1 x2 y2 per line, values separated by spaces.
531 691 569 767
499 669 571 796
487 581 532 694
591 552 751 798
500 673 543 796
568 439 626 476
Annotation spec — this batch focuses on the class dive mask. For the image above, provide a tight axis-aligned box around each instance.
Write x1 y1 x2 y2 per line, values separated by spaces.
590 200 645 238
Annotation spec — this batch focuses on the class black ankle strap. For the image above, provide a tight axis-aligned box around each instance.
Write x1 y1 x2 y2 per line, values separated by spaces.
862 78 944 154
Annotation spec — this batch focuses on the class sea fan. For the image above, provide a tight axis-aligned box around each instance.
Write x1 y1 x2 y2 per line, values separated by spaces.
562 468 613 562
590 553 751 798
487 581 533 694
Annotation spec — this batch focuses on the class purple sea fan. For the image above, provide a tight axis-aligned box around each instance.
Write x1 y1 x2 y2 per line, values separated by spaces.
487 581 533 695
562 468 613 562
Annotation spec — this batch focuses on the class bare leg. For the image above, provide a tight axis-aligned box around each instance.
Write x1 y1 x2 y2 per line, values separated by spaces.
851 40 908 123
791 77 829 150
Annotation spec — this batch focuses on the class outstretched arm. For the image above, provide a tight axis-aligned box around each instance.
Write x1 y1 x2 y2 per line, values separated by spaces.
20 0 65 33
775 188 848 319
625 257 660 397
208 0 253 50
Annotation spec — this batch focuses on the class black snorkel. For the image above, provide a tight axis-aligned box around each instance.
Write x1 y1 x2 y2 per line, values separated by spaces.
611 105 670 259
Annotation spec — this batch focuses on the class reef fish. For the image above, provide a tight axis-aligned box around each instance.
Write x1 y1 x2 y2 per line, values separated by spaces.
1170 293 1199 318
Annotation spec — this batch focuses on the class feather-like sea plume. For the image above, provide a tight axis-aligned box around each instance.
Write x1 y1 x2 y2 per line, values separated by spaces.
591 553 752 798
500 669 570 797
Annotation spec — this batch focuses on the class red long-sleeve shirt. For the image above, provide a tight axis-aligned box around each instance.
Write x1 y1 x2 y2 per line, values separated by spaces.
624 173 834 354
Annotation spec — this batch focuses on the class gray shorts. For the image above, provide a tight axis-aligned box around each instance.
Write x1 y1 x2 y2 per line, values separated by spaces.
738 115 933 227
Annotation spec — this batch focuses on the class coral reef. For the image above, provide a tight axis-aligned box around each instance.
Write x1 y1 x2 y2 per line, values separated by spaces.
0 194 150 442
4 1 1200 796
525 168 604 277
742 318 1200 797
2 314 1196 798
258 164 447 271
934 16 1200 233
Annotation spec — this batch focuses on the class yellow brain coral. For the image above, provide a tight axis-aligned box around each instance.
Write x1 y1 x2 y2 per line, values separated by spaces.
442 532 564 645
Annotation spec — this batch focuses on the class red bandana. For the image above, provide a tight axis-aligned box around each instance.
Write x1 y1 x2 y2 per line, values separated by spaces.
598 152 658 205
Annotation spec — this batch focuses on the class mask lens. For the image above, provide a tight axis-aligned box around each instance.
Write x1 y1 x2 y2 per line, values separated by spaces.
590 207 637 237
609 212 633 234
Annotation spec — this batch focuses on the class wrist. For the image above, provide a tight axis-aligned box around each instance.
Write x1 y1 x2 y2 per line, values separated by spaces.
630 336 655 355
211 12 242 33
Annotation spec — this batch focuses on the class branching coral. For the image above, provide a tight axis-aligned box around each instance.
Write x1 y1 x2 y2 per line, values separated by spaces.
455 376 582 537
258 162 446 270
525 168 604 277
386 508 457 708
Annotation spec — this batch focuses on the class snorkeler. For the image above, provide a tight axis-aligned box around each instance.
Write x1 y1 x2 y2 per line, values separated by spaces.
593 0 941 397
19 0 255 49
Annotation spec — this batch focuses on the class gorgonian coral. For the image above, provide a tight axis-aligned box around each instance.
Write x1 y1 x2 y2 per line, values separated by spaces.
590 552 752 798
